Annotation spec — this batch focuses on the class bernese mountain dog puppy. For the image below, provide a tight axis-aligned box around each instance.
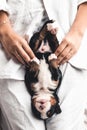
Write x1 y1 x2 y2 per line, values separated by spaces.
25 20 62 120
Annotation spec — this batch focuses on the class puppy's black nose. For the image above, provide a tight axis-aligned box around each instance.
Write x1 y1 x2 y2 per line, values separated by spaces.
40 101 45 104
39 99 47 104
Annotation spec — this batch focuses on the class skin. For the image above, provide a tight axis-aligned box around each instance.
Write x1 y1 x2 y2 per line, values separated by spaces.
55 2 87 64
0 2 87 65
0 11 35 64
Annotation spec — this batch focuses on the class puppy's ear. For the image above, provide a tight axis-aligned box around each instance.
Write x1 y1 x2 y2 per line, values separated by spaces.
55 103 61 114
31 98 42 120
53 94 61 114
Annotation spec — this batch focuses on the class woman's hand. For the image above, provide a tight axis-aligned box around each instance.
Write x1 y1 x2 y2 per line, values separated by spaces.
55 2 87 65
0 11 35 64
0 27 35 64
55 30 82 65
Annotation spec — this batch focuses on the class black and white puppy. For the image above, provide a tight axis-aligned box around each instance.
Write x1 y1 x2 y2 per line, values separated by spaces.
25 20 62 120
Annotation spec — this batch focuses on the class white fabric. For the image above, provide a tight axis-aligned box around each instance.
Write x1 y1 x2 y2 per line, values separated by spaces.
0 63 87 130
0 0 87 130
47 63 87 130
0 0 87 80
43 0 87 70
0 0 48 79
0 0 10 14
0 80 45 130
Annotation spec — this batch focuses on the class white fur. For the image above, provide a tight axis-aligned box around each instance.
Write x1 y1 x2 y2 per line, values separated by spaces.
47 21 58 32
31 57 40 64
33 59 57 93
32 58 58 119
48 53 57 61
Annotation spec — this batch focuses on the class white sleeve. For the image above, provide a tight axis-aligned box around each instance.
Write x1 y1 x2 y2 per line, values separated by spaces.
0 0 10 14
77 0 87 5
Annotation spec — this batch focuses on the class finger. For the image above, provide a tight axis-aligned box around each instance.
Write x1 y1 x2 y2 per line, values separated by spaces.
1 42 21 62
22 40 35 59
16 45 31 63
12 51 25 64
55 40 68 56
23 34 29 43
56 45 71 64
11 51 25 64
60 50 74 64
60 59 68 64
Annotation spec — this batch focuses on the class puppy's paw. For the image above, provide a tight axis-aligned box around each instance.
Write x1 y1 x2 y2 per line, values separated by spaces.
48 53 59 68
47 22 58 35
48 53 57 61
31 57 40 65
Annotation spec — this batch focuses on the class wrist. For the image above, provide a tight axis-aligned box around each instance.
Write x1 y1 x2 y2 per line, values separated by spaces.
0 19 10 27
0 10 11 34
69 19 87 40
68 26 84 41
0 21 11 38
64 27 83 47
0 20 12 40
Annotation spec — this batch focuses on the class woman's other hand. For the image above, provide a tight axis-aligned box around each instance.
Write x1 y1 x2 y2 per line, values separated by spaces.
0 11 35 64
55 30 82 65
55 2 87 65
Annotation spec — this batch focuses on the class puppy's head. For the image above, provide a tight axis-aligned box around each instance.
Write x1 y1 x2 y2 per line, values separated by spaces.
31 93 61 120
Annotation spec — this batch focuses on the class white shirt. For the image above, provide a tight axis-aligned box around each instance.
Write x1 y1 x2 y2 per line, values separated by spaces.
0 0 48 79
0 0 87 79
43 0 87 69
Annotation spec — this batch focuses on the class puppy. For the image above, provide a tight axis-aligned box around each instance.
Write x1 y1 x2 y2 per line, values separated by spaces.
25 20 62 120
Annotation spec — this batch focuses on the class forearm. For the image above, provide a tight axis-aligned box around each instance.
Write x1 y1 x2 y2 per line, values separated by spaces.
69 2 87 38
0 11 12 41
0 11 35 64
55 3 87 65
0 11 10 27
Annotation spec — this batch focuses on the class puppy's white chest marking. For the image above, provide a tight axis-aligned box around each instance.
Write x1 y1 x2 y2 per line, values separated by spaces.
39 59 51 88
34 59 57 92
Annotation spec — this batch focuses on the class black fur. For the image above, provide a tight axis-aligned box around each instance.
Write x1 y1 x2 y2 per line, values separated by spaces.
25 20 62 120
